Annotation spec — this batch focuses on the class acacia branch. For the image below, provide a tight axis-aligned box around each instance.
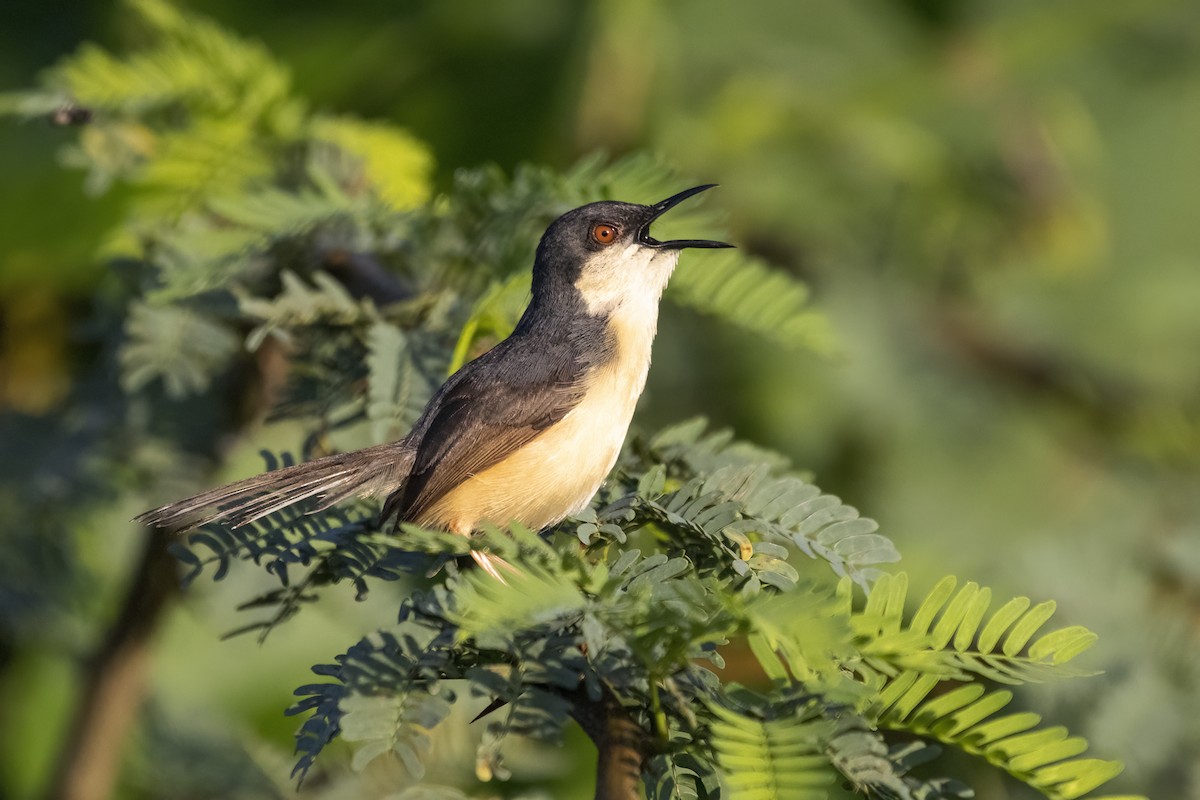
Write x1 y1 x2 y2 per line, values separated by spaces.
565 684 650 800
473 680 651 799
45 529 177 800
44 340 294 799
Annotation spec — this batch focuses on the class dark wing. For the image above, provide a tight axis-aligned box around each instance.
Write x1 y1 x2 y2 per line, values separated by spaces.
383 334 593 524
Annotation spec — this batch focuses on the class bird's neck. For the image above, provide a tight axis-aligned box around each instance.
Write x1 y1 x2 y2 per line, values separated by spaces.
517 278 662 342
601 291 660 392
514 281 660 392
512 286 589 337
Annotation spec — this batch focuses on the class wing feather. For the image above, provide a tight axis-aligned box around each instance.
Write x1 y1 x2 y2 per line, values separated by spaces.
384 329 601 525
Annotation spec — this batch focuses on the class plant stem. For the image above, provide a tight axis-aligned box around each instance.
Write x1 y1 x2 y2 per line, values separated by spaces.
593 708 646 800
45 529 178 800
566 684 648 800
45 339 296 800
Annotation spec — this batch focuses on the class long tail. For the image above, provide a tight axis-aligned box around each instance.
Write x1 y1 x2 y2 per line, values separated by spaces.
135 441 415 533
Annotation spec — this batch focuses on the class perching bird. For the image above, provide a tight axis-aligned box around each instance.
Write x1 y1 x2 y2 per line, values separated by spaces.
136 185 731 576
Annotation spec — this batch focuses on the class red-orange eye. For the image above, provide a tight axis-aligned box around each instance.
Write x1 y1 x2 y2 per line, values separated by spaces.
591 223 618 245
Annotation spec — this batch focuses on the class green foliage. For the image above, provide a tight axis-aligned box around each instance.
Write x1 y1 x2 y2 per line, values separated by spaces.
857 574 1123 800
49 0 296 119
339 691 453 776
120 301 241 397
365 319 430 441
3 0 831 442
0 2 1156 799
708 697 834 799
186 421 1136 800
854 574 1099 687
825 726 974 800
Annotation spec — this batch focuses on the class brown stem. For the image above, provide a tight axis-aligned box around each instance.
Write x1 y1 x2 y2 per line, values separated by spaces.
44 528 178 800
45 340 292 800
593 710 646 800
37 240 408 799
566 685 648 800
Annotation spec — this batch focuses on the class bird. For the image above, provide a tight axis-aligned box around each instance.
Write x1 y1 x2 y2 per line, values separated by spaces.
136 185 732 577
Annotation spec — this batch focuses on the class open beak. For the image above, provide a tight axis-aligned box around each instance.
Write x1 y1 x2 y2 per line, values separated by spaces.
638 184 734 250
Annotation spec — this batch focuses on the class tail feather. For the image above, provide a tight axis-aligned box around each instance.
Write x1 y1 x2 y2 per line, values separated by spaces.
136 441 414 533
213 469 357 527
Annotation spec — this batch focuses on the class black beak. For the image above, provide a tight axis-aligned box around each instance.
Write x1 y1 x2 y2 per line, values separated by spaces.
638 184 734 250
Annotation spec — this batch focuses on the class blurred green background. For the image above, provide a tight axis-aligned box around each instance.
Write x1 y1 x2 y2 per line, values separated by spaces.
2 0 1199 797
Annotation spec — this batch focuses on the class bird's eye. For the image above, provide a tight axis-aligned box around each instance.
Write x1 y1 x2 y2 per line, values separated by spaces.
591 223 618 245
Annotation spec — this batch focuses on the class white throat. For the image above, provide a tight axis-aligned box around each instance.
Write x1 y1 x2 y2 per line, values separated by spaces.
574 244 680 318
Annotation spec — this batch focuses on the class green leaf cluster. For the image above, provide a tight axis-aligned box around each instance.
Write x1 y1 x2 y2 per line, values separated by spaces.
179 420 1136 800
1 0 829 416
0 2 1149 798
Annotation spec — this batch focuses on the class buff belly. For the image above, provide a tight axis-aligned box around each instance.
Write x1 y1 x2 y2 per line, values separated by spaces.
418 391 629 533
418 300 657 535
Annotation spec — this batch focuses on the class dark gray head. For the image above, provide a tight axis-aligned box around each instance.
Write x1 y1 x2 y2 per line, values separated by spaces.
531 185 732 314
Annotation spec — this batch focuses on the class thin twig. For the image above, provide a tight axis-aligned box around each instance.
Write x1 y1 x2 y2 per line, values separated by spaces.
45 529 178 800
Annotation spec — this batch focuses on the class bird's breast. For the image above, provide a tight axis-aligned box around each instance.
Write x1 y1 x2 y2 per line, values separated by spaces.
422 302 658 533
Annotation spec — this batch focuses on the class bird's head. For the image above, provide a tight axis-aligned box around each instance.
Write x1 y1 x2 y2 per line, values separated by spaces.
532 185 732 316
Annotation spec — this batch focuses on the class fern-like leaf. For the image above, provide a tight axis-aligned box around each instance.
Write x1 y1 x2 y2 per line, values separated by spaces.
645 753 720 800
120 301 241 397
736 584 855 691
709 700 835 800
338 691 453 777
827 720 975 800
239 270 373 349
288 625 462 780
466 665 574 781
856 573 1099 686
365 320 430 442
630 459 900 586
860 574 1132 800
48 0 297 123
879 682 1126 800
445 272 531 374
671 247 836 355
310 116 433 211
439 525 590 643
